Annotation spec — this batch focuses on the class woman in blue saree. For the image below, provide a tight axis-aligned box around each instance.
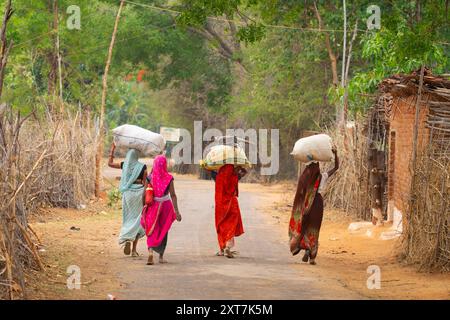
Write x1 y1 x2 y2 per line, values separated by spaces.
108 143 146 257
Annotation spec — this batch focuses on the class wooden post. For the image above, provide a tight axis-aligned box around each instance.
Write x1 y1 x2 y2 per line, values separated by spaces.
341 0 347 89
95 0 125 197
411 65 425 176
342 20 358 127
369 146 381 224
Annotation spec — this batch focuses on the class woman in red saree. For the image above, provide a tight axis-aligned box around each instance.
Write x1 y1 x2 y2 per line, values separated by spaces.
214 164 247 258
141 155 181 265
289 148 339 265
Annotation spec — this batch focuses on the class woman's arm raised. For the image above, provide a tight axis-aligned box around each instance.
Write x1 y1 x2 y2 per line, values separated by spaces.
108 142 121 169
327 147 339 178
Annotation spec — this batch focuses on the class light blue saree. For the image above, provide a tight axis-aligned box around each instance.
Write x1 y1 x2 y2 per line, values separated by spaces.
118 149 146 245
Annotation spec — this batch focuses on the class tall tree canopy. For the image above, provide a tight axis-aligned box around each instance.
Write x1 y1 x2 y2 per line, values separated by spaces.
0 0 448 177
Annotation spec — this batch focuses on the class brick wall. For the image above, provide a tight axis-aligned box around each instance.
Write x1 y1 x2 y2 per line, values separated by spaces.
387 96 430 214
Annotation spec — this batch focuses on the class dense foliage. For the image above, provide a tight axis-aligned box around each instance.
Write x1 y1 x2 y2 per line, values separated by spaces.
1 0 448 177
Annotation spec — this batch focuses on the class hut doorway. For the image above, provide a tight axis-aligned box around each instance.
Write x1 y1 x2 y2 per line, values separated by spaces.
367 96 390 223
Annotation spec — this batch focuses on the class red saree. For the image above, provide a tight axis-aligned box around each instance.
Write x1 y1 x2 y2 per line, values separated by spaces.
289 162 324 261
215 164 244 250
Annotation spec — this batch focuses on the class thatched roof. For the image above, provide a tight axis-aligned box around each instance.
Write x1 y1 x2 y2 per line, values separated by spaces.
379 67 450 101
368 68 450 153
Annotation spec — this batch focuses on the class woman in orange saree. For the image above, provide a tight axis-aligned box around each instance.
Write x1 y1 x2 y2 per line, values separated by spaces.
289 148 339 265
214 164 246 258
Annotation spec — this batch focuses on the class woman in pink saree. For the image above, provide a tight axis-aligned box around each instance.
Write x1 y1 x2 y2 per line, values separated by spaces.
141 155 181 265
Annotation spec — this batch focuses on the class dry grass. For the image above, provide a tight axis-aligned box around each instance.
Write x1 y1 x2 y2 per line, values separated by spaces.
0 105 97 299
404 145 449 272
323 123 371 220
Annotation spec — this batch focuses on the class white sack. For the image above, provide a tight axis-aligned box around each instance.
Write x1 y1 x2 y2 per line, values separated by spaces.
291 134 333 162
112 124 165 156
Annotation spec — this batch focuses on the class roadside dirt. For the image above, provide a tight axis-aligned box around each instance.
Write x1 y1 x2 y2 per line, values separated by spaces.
26 202 123 300
260 182 450 300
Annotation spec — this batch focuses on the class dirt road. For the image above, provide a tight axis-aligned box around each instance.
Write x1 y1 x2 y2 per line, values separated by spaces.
29 165 449 300
106 174 362 300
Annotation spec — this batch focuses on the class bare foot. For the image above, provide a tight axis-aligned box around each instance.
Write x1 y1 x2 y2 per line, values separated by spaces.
309 259 316 265
159 256 168 264
147 253 154 265
224 247 234 259
216 250 224 256
123 241 131 255
131 251 139 257
302 250 310 263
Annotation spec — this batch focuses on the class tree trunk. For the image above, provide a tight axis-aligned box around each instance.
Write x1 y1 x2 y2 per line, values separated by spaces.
313 1 340 125
55 0 64 114
47 0 58 99
415 0 422 22
94 0 125 197
339 0 347 127
410 65 425 176
0 0 14 299
0 0 13 99
342 20 358 126
341 0 347 88
313 1 339 87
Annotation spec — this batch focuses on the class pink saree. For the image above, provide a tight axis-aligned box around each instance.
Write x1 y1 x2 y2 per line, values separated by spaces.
140 156 176 251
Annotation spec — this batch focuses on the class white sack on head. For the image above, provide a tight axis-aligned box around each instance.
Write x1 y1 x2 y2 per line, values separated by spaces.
112 124 165 157
291 134 333 162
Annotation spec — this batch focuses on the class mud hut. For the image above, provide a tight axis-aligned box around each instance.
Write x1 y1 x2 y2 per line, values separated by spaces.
367 68 449 269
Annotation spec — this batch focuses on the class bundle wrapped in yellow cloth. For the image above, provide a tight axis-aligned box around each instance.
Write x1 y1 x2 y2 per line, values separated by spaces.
199 144 252 171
